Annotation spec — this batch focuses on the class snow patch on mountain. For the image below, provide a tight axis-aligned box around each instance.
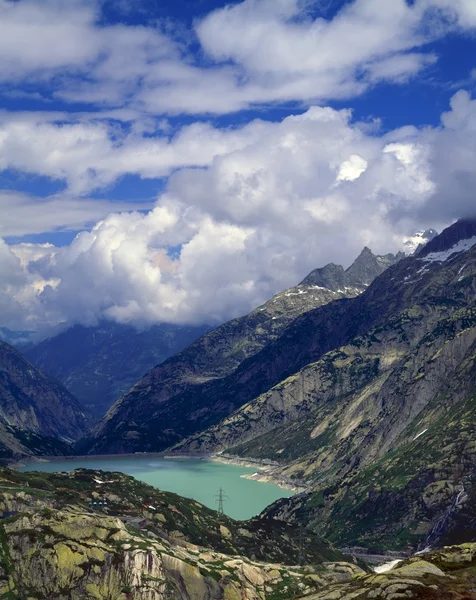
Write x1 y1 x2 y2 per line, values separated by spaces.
419 236 476 263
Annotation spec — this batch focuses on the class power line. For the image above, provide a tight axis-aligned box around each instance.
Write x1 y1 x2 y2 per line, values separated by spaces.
298 529 306 565
214 487 229 515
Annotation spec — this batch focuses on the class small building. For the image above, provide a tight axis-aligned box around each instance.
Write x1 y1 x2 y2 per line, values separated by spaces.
88 499 108 507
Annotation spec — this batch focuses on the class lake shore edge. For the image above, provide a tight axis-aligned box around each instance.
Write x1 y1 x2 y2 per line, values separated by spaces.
209 453 309 493
9 451 307 493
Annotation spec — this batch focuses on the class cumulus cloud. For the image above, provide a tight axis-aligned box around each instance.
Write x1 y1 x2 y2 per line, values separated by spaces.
2 90 476 332
1 0 476 333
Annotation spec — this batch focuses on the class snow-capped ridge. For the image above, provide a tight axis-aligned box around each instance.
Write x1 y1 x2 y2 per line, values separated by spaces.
419 219 476 258
419 236 476 264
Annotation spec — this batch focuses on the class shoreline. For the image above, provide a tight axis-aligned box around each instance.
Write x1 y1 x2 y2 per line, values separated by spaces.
7 451 170 469
210 453 309 493
9 451 307 494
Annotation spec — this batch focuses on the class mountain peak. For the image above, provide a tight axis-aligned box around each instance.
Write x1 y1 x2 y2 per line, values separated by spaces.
418 218 476 258
300 247 402 292
299 263 346 290
359 246 373 255
345 247 401 288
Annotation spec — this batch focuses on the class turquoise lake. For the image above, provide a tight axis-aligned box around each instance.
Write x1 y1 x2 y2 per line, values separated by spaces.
18 457 293 521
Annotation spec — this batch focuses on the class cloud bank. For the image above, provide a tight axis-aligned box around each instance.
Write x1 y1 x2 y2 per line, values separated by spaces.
1 0 476 333
2 90 476 332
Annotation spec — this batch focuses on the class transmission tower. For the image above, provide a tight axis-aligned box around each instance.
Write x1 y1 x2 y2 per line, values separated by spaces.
214 488 229 515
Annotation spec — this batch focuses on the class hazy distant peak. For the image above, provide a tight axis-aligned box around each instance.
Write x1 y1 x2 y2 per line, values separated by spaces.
404 229 439 255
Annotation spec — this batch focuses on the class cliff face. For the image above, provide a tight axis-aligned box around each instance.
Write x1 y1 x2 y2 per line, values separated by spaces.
173 221 476 457
0 340 92 446
80 249 402 454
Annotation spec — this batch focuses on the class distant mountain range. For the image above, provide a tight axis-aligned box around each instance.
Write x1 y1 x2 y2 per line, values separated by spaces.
25 322 211 417
0 243 405 458
0 328 32 347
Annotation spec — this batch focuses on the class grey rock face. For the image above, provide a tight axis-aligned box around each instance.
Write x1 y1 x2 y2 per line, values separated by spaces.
0 340 92 445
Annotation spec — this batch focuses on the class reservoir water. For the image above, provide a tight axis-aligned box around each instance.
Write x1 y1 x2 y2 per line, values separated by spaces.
19 456 293 521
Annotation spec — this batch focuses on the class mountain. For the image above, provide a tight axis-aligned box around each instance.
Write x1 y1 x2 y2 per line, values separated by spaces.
0 423 72 459
0 340 92 453
171 219 476 552
26 321 211 417
301 247 405 290
79 247 402 454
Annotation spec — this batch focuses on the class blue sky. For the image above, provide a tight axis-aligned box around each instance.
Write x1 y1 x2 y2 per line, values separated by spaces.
1 0 476 331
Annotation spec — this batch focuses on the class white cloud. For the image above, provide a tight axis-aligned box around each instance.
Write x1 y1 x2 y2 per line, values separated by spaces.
0 113 273 194
336 154 368 183
3 90 476 332
0 0 176 83
0 0 474 115
0 1 476 333
426 0 476 28
0 191 152 237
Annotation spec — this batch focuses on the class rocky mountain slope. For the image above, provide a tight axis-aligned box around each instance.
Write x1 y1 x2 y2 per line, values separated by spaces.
0 467 361 600
0 340 91 451
80 248 403 454
170 219 476 552
0 468 473 599
26 322 210 418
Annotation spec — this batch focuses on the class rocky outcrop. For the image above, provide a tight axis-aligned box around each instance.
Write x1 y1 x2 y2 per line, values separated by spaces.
80 248 402 455
301 247 403 291
0 340 92 446
303 544 476 599
1 507 321 600
0 467 346 566
0 496 473 599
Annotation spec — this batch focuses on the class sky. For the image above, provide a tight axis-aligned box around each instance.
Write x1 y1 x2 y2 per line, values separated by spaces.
1 0 476 334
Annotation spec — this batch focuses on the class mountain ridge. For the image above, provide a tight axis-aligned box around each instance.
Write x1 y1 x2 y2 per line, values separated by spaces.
170 219 476 552
78 247 403 454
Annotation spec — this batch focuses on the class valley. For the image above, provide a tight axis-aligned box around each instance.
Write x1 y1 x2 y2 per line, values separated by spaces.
0 222 475 599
